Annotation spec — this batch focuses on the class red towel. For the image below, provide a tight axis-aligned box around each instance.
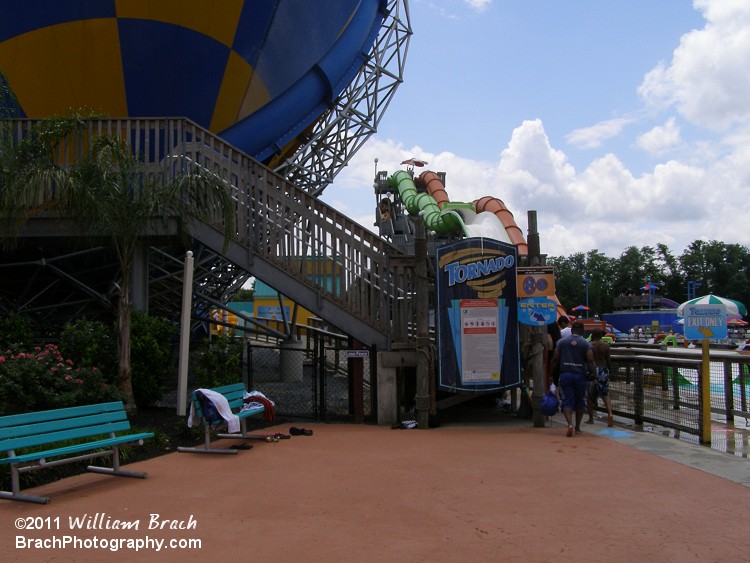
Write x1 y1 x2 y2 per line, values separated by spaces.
244 395 275 422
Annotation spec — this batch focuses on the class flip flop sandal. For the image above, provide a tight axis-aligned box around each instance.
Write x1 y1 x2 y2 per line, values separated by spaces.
290 427 313 436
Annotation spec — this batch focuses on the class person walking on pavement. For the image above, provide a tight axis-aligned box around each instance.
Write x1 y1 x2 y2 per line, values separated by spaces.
550 321 597 437
585 329 615 427
558 316 572 337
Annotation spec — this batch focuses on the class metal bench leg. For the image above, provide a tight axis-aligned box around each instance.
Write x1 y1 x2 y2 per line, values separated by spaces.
87 466 149 478
87 446 148 478
0 490 50 504
177 423 240 454
0 465 50 504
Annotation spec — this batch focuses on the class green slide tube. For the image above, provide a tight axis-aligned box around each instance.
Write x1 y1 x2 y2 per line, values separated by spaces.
388 171 462 234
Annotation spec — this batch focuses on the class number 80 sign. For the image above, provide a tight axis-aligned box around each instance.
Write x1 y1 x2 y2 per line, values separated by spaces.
516 267 556 298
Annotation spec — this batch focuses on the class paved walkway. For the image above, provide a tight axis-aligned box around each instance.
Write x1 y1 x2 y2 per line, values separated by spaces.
1 412 749 562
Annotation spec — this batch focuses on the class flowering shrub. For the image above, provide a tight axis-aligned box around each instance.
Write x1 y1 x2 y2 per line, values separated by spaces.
0 344 123 415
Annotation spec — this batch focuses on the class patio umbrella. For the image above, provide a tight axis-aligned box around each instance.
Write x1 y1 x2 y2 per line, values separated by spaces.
571 305 590 311
676 294 748 317
400 158 428 167
727 317 748 326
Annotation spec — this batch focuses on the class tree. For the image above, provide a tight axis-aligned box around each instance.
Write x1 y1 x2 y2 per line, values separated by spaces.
655 243 683 302
0 114 235 412
547 252 586 312
548 250 617 317
584 249 617 314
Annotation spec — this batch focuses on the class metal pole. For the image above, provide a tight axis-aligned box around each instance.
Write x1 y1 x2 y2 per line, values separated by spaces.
585 284 589 317
700 339 712 444
176 251 194 416
582 277 591 318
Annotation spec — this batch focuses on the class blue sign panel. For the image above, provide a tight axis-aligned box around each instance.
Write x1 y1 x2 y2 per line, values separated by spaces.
684 304 727 340
518 297 557 326
435 238 520 392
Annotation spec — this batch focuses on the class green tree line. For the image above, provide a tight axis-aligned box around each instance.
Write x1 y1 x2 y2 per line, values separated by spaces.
548 240 750 318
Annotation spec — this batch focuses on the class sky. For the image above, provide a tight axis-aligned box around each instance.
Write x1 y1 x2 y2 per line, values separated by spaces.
321 0 750 259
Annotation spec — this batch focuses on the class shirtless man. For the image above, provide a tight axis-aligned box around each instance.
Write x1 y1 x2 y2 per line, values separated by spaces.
586 329 614 427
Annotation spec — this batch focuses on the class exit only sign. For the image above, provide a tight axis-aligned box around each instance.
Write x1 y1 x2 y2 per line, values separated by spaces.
684 304 727 340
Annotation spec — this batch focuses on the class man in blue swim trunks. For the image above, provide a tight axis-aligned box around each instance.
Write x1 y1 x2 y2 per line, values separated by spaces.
550 320 597 437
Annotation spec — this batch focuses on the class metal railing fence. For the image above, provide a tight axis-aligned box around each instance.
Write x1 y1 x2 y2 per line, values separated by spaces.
601 346 750 440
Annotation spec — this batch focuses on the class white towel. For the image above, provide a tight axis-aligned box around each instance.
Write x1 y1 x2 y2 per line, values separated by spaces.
188 388 240 433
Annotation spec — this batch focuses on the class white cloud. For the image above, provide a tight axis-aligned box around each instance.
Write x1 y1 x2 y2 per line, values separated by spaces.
565 117 633 149
325 0 750 260
327 114 750 258
419 0 486 19
464 0 491 11
638 0 750 130
636 117 682 155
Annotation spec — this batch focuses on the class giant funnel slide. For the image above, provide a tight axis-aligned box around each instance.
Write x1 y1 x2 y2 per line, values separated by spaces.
0 0 385 164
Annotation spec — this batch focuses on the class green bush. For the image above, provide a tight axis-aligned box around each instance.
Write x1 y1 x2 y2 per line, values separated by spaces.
130 312 178 408
0 343 123 416
192 334 244 388
0 314 37 351
59 313 179 409
59 318 117 384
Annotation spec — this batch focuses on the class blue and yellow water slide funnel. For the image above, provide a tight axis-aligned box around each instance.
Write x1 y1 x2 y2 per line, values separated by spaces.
0 0 385 163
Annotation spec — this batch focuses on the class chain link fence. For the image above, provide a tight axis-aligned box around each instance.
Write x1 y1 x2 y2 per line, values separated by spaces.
246 335 374 422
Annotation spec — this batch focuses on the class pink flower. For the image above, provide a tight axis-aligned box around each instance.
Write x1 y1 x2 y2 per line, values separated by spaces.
64 374 73 381
66 359 73 365
0 356 5 363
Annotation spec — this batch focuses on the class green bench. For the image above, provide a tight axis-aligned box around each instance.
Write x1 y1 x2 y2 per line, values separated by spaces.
0 401 154 504
178 383 269 455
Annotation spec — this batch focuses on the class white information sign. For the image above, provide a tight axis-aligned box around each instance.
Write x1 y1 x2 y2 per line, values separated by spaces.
459 299 501 383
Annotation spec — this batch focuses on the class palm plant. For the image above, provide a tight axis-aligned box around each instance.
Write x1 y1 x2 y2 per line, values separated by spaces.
0 111 236 412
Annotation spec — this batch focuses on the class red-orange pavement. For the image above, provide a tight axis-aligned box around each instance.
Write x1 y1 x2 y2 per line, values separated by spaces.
1 422 748 562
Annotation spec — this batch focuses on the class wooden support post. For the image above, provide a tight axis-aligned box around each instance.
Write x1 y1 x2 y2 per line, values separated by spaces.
527 211 546 427
414 218 431 429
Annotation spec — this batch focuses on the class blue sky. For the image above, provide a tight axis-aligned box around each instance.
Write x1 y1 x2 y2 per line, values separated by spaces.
323 0 748 258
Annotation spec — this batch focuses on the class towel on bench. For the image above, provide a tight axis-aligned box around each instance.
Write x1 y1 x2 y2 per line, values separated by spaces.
242 390 276 422
188 388 240 433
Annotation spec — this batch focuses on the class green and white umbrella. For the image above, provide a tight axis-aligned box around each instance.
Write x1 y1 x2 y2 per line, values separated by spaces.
676 294 747 317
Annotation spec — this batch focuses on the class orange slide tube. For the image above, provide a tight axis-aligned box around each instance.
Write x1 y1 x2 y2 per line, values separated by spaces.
474 196 528 256
416 169 529 256
416 171 450 209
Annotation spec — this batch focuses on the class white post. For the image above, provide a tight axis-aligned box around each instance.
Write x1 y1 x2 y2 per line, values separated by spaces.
176 251 194 416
